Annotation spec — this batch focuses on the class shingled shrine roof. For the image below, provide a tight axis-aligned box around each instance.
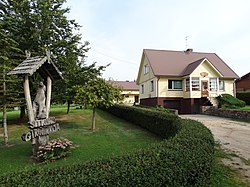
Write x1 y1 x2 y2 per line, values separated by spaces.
7 56 63 80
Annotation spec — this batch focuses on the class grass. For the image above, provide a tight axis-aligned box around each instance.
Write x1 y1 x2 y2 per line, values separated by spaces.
0 105 160 175
210 143 249 187
0 105 248 185
239 105 250 110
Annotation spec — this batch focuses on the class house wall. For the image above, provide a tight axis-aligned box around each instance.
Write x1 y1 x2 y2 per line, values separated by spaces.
158 77 184 97
121 90 139 105
236 75 250 92
191 60 221 77
138 56 157 99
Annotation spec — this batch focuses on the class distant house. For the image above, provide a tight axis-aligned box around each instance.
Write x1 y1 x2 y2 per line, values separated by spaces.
236 72 250 92
136 49 239 114
112 81 139 105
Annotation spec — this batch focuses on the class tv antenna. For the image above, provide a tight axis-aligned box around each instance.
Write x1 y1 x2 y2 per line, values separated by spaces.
185 36 188 49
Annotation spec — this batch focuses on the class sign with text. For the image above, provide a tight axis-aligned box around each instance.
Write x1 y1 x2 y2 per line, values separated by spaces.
21 117 60 142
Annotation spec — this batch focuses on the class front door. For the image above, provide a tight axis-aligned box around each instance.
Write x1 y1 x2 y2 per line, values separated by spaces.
201 81 208 97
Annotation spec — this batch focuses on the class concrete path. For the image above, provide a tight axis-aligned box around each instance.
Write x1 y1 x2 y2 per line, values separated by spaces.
180 114 250 159
180 114 250 183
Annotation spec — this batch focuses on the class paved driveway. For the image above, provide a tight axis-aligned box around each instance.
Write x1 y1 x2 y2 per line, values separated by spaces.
179 114 250 160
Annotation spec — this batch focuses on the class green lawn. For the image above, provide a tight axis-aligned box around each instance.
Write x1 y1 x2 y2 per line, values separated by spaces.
0 106 247 185
0 106 160 175
240 105 250 110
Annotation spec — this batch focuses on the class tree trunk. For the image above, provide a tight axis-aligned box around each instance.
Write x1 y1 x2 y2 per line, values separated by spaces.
20 106 25 121
3 63 8 145
92 107 96 131
67 100 71 114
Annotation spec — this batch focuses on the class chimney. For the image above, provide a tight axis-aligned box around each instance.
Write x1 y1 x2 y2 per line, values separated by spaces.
185 48 193 54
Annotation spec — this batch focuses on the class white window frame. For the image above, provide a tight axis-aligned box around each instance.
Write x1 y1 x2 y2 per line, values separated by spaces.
141 84 144 94
209 78 217 91
191 77 200 91
185 78 190 91
219 80 225 91
168 80 183 90
144 65 149 74
150 80 154 92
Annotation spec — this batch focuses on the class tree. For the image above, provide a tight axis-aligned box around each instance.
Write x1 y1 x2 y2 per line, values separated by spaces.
0 0 22 144
1 0 90 114
74 77 121 131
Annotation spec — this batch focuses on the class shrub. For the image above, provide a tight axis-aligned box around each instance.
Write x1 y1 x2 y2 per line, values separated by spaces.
0 119 214 187
236 92 250 105
103 104 181 138
217 94 246 108
36 138 73 163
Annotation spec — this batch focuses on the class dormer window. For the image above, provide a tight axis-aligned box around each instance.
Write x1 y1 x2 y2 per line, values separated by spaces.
144 65 149 74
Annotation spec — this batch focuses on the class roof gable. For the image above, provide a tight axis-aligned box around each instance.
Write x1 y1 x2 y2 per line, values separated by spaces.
142 49 239 79
7 56 63 80
111 81 139 91
182 58 223 77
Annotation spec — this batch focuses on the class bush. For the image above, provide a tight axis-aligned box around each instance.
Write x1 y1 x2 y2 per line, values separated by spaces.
217 94 246 108
236 92 250 105
0 119 214 187
36 138 73 163
0 106 215 186
104 104 181 138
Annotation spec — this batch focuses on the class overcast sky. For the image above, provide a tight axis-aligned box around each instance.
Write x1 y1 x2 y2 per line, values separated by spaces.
65 0 250 81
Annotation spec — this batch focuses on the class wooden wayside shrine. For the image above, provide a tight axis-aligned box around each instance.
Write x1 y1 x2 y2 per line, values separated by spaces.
8 53 63 155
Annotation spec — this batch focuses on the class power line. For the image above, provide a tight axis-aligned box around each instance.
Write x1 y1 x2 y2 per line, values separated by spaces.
90 48 137 66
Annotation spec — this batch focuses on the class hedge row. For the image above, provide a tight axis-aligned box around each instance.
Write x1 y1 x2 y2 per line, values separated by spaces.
236 92 250 105
103 105 181 138
217 94 246 108
0 106 215 186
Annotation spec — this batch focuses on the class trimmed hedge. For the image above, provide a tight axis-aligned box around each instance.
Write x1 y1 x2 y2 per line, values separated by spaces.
236 92 250 105
0 106 215 186
104 105 181 138
217 94 246 108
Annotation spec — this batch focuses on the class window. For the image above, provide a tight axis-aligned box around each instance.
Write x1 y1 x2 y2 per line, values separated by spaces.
168 80 183 90
192 77 200 91
141 84 144 94
186 78 190 91
144 65 149 74
186 78 200 91
209 78 217 91
219 80 225 91
150 80 154 92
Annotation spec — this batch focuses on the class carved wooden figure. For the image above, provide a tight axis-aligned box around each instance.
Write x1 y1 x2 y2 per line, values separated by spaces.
8 52 63 155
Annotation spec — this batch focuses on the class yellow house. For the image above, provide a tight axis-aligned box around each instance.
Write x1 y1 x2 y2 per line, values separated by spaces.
137 49 239 114
112 81 139 105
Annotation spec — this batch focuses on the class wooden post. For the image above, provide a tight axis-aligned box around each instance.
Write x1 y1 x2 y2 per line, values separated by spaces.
46 76 52 118
23 75 34 122
23 75 37 154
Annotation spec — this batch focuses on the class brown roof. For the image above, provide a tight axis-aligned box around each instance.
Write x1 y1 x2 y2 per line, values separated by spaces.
143 49 239 78
7 56 63 80
111 81 139 91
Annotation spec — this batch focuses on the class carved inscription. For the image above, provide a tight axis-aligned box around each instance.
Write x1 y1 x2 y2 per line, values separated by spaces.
22 123 60 142
21 117 60 142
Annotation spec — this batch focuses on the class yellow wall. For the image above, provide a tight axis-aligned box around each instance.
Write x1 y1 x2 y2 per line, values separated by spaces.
139 77 157 99
121 90 139 105
137 55 155 84
158 77 184 97
191 60 221 78
138 58 235 99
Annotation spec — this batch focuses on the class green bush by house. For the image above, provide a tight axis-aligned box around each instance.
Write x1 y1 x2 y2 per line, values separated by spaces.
0 105 215 186
236 92 250 105
217 94 246 108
